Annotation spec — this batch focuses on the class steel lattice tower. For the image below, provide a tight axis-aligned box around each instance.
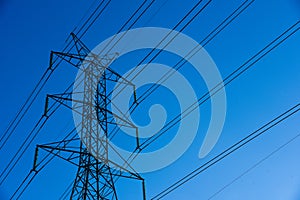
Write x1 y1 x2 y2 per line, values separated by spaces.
33 33 146 200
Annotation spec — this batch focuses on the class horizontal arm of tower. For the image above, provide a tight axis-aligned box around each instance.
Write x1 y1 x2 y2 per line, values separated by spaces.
36 144 85 167
44 94 73 116
50 51 86 70
32 128 80 171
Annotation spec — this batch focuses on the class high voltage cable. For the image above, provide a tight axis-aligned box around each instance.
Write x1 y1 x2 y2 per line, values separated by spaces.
8 0 214 194
95 0 155 57
143 0 170 26
3 0 296 198
1 0 155 160
118 19 300 177
53 1 170 198
107 0 214 140
4 0 209 161
103 0 222 185
1 67 92 186
0 79 78 185
76 0 112 40
14 171 37 200
70 0 99 35
2 0 111 148
108 0 213 100
208 132 300 200
106 1 297 191
5 0 160 197
130 0 254 112
10 128 78 200
58 180 74 200
139 20 300 150
108 0 254 140
4 69 94 196
0 0 112 152
0 101 62 186
0 69 52 150
151 103 300 199
56 0 158 144
54 2 298 198
72 0 107 39
43 6 300 200
1 0 141 186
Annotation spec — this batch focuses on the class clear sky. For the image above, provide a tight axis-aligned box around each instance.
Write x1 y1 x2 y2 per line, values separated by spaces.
0 0 300 199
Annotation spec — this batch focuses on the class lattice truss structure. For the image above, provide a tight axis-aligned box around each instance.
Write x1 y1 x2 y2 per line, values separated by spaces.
32 33 146 200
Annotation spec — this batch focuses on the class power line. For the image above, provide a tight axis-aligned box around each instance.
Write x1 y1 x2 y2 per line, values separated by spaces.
139 20 300 150
28 38 147 200
93 0 156 59
7 1 214 193
107 0 216 141
131 0 255 111
1 0 156 155
76 0 112 39
0 79 77 185
108 0 213 100
115 19 300 185
58 180 74 200
69 4 299 198
151 103 300 199
11 1 176 197
10 128 78 199
72 0 107 38
6 0 160 197
0 0 112 152
108 0 254 140
2 65 95 186
0 0 116 187
5 1 299 199
106 2 299 191
208 132 300 200
0 100 61 185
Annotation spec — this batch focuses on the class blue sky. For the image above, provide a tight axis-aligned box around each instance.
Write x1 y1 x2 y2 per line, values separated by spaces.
0 0 300 199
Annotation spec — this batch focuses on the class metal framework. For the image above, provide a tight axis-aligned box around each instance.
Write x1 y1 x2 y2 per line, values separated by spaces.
33 33 146 200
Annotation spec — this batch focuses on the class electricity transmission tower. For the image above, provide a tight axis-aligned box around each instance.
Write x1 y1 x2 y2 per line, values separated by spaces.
32 33 146 200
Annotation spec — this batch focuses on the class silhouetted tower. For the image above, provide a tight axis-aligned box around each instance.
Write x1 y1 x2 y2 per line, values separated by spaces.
33 33 146 200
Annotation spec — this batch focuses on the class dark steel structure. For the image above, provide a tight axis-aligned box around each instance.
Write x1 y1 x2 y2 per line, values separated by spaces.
33 33 146 200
